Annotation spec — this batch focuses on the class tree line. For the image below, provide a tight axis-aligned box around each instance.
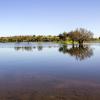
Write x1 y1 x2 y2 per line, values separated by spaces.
0 35 59 42
0 28 97 45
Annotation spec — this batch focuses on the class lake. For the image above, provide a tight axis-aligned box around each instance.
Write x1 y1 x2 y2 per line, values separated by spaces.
0 42 100 100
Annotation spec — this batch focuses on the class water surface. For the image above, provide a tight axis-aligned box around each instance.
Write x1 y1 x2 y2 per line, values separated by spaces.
0 42 100 100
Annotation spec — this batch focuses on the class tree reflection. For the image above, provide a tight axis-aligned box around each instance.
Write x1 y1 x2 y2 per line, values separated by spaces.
59 44 93 61
14 46 43 51
37 45 43 51
14 47 34 51
14 45 58 52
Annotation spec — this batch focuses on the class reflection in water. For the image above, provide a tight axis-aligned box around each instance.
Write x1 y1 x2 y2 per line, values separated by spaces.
14 46 34 51
14 44 93 61
0 43 100 100
14 46 43 51
59 44 93 60
14 45 58 51
37 45 43 51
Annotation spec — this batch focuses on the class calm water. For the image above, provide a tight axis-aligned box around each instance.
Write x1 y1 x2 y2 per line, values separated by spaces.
0 42 100 100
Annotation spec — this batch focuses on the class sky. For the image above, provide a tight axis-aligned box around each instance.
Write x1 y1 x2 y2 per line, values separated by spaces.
0 0 100 37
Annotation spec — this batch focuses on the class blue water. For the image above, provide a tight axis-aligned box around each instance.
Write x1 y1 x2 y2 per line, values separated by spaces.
0 42 100 100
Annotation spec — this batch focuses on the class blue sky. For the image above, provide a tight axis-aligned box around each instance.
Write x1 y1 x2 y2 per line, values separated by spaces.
0 0 100 36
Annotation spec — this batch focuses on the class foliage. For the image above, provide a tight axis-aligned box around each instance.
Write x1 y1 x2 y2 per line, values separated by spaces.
0 35 60 42
68 28 93 44
0 28 94 44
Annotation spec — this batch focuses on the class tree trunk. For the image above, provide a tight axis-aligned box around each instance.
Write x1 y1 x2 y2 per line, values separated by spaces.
79 41 84 47
72 40 74 45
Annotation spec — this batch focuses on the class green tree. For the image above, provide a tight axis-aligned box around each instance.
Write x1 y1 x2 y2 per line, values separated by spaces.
58 32 68 41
